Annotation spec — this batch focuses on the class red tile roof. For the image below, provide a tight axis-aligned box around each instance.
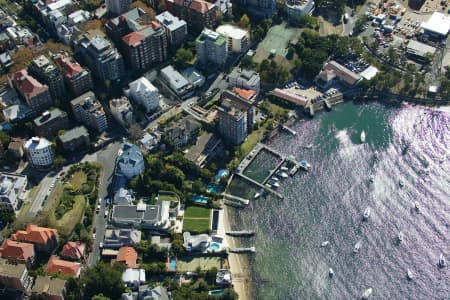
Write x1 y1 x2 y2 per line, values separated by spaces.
0 239 35 262
11 224 57 246
122 31 145 47
60 242 85 260
45 256 81 278
171 0 215 14
233 87 256 100
116 246 137 268
54 55 84 79
8 69 49 99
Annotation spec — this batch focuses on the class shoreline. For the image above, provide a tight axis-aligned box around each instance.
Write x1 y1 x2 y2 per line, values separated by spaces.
223 205 251 300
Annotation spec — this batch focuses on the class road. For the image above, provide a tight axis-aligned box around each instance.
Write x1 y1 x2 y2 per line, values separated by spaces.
27 173 57 216
86 141 122 266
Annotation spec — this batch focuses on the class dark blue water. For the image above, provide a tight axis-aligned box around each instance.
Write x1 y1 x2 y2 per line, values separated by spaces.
233 102 449 299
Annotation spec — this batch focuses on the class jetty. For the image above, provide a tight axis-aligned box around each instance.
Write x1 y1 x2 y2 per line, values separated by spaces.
228 247 256 254
226 230 255 237
324 99 332 110
281 125 297 135
223 199 246 208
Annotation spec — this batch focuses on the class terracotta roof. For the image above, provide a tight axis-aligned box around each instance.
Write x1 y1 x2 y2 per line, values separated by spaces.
60 241 85 260
11 224 58 246
175 0 214 14
54 55 84 79
0 239 34 261
272 88 309 107
116 246 137 268
232 87 256 100
122 31 145 47
8 69 49 99
45 256 81 278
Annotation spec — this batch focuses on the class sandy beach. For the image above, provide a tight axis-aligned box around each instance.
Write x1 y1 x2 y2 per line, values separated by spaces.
223 206 251 300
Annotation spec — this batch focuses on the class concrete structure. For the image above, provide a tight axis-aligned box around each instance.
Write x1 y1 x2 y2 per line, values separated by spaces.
113 188 134 205
28 55 65 101
68 9 90 25
406 40 437 61
216 269 232 286
2 104 33 122
31 276 66 300
11 224 58 253
183 232 210 252
126 77 160 113
234 0 275 18
0 258 32 293
122 268 145 289
8 69 53 113
0 240 35 267
0 173 27 211
228 68 260 94
160 65 193 97
156 11 187 47
106 0 132 15
103 228 141 249
138 132 161 154
111 201 172 231
166 0 219 32
182 67 205 88
106 8 168 71
33 109 69 139
216 24 250 53
53 53 93 97
75 34 124 82
184 132 222 168
218 98 247 146
45 256 81 278
23 137 54 167
57 126 90 152
70 91 108 133
286 0 314 20
221 88 256 133
110 96 135 126
317 60 362 88
421 12 450 38
121 285 169 300
161 115 201 150
271 88 309 107
196 29 228 66
117 143 144 179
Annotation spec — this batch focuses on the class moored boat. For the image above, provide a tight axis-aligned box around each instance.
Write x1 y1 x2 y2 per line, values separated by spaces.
360 130 366 143
361 288 373 299
353 241 361 253
321 241 330 247
407 269 413 280
280 172 289 178
398 231 404 243
363 207 371 220
328 268 334 278
439 254 446 268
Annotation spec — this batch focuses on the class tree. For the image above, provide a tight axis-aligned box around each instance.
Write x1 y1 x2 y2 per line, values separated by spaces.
130 1 156 18
0 210 15 224
79 19 103 32
240 55 253 69
128 124 144 141
191 179 204 194
175 48 194 69
91 294 111 300
238 14 250 28
82 262 125 300
11 47 34 72
54 155 66 167
0 132 10 148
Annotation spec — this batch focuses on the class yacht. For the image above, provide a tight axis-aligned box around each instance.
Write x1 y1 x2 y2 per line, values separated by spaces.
360 130 366 143
254 192 261 199
272 182 280 188
407 269 413 280
321 241 330 247
281 166 289 171
361 288 373 299
353 241 361 253
328 268 334 278
398 231 404 243
363 207 371 220
272 176 279 182
439 254 446 268
280 172 289 178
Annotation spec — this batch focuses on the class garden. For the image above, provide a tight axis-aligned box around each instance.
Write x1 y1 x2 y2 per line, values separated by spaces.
182 206 211 234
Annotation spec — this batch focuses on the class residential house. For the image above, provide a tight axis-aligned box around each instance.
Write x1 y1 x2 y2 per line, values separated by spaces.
121 285 169 300
32 109 69 139
183 232 210 252
116 246 137 268
57 126 90 152
166 0 219 32
122 268 145 289
70 91 108 133
60 241 85 261
228 68 260 94
161 115 201 150
0 239 35 267
0 173 27 211
45 256 81 278
0 258 33 293
23 137 54 167
11 224 58 253
113 188 134 205
109 96 135 127
117 142 144 179
31 276 66 300
103 228 141 249
137 132 161 154
111 201 172 231
184 132 223 168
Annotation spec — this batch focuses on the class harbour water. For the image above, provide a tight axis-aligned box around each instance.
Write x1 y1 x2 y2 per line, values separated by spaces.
231 102 449 299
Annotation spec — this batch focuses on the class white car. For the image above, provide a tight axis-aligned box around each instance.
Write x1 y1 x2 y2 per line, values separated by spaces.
98 198 102 204
92 233 96 240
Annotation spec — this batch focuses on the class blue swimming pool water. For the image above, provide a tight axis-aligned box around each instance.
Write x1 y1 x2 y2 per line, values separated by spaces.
215 169 229 182
209 289 224 296
169 258 176 271
191 195 208 203
209 242 220 251
207 184 222 193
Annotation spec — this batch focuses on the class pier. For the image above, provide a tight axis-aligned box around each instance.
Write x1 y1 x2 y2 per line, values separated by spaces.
226 231 255 237
228 247 256 254
281 125 297 135
324 99 332 110
234 173 283 199
221 193 250 205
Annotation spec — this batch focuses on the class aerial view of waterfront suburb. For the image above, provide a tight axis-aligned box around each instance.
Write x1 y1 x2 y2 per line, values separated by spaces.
0 0 448 299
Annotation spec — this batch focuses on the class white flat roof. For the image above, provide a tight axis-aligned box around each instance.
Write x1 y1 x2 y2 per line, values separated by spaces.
216 24 248 40
421 12 450 36
359 66 379 81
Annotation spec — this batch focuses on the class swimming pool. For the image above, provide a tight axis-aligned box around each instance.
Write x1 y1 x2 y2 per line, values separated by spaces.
215 169 229 182
208 289 224 296
207 184 222 194
169 258 176 271
209 242 220 251
191 195 208 204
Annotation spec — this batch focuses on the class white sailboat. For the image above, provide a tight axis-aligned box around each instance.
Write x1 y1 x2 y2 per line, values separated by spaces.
360 130 366 143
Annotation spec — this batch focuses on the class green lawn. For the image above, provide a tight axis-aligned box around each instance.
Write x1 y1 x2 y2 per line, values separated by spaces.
240 126 266 157
71 171 87 190
177 256 222 272
158 194 178 202
54 196 85 236
184 206 211 219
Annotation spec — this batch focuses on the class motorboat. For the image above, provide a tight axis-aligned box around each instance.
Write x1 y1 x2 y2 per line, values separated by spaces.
407 269 413 280
281 166 289 171
321 241 330 247
360 130 366 143
414 202 420 212
280 172 289 178
272 182 280 188
369 175 374 183
254 192 261 199
363 207 371 220
439 254 446 268
328 268 334 278
353 241 361 253
305 143 313 149
272 176 279 182
399 180 404 187
361 288 373 299
398 231 404 243
300 160 311 170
